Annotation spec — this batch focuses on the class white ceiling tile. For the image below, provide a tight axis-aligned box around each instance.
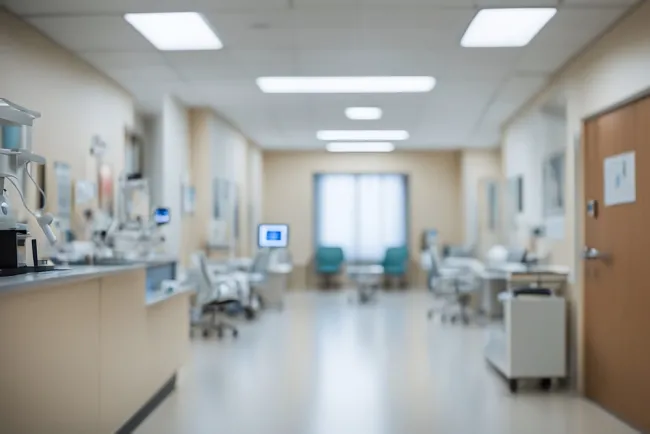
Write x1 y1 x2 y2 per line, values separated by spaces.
105 65 181 82
497 76 549 107
476 0 558 6
292 8 363 28
79 51 168 69
7 0 289 15
517 7 630 73
479 102 521 127
563 0 637 5
163 51 246 80
359 8 474 29
361 0 472 6
294 0 360 6
27 16 154 52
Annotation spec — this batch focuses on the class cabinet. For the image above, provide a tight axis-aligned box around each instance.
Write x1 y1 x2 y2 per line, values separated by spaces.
485 293 566 392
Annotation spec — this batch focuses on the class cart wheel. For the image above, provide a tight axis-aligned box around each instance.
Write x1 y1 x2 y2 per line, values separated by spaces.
540 378 552 391
217 329 224 339
509 379 518 394
202 329 210 338
233 329 239 339
245 308 256 321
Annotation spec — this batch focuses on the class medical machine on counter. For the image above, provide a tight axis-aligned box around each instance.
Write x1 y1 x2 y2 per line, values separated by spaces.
255 224 292 309
258 224 289 248
54 175 171 264
98 177 168 259
0 99 57 276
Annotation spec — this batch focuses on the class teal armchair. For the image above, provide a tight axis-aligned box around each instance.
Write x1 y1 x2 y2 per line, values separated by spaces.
315 246 345 289
382 246 409 288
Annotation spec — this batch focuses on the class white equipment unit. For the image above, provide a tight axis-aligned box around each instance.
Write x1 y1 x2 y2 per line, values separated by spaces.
484 292 566 393
0 99 57 275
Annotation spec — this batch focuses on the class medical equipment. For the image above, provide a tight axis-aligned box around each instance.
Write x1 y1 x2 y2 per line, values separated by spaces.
153 207 170 225
190 252 241 338
258 223 289 248
424 239 483 324
0 99 56 275
248 247 292 310
105 178 168 259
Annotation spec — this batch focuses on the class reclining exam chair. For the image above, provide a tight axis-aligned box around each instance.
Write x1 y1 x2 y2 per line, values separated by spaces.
190 252 242 338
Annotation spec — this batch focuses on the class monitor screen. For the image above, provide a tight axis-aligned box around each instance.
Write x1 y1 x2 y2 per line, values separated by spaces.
258 224 289 248
153 207 171 225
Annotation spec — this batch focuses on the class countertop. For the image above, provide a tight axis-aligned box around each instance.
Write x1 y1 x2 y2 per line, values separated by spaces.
0 264 143 295
146 284 195 307
0 257 178 296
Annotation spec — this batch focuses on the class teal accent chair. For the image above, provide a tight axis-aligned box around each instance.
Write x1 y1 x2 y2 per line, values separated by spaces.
382 246 409 288
315 246 345 289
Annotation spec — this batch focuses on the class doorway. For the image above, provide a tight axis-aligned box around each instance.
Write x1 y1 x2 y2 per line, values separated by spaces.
583 94 650 432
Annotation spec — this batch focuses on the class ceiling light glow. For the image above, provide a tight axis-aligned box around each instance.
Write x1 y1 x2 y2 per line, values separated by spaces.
327 142 395 153
317 130 409 141
461 8 557 48
346 107 383 120
124 12 223 51
257 77 435 94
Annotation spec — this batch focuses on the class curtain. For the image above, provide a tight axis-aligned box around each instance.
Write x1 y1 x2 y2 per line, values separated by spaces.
315 174 407 262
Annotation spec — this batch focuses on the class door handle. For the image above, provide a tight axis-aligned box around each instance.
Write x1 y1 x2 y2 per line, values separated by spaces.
583 247 611 261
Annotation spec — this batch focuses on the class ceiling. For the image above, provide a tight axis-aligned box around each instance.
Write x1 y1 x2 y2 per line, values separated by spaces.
3 0 637 150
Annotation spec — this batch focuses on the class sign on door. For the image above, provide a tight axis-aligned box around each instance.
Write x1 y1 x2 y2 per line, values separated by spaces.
604 151 636 206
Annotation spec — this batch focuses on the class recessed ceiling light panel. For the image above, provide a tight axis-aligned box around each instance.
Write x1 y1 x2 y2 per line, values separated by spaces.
461 8 557 47
257 77 435 93
327 142 395 153
124 12 223 51
317 130 409 141
346 107 383 120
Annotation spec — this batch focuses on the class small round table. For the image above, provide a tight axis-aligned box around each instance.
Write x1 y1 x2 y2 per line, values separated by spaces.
347 265 384 304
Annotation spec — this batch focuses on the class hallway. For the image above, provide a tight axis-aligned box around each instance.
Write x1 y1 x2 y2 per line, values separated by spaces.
136 292 636 434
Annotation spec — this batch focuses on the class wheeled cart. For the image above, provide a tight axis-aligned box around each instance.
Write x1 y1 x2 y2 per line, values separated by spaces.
484 292 567 393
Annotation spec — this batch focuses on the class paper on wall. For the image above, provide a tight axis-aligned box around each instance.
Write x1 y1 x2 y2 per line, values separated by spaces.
74 180 96 205
604 152 636 206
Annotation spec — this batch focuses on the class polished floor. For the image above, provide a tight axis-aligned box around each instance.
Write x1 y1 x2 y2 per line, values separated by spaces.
136 291 637 434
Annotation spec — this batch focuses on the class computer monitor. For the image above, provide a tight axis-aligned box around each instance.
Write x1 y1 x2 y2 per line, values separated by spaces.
258 224 289 248
153 207 171 225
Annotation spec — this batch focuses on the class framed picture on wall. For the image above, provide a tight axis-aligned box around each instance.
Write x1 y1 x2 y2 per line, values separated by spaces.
543 152 565 216
182 184 195 215
98 162 114 217
54 162 72 229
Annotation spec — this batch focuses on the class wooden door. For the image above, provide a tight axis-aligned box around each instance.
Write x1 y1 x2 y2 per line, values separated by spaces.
584 95 650 432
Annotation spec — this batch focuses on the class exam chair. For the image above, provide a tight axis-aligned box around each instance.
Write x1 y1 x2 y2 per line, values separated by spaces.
315 246 345 289
190 252 241 338
426 248 482 325
382 246 409 289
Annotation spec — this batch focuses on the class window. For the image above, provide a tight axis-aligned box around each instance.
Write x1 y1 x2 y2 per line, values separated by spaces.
315 174 408 262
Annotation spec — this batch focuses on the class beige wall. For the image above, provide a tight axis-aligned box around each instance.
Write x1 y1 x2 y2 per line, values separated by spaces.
502 0 650 391
460 149 502 250
263 151 463 269
181 109 263 263
0 10 134 241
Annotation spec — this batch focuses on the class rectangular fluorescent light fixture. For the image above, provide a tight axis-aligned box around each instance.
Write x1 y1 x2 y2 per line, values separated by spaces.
124 12 223 51
317 130 409 141
257 77 435 93
461 8 557 47
346 107 382 120
327 142 394 153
